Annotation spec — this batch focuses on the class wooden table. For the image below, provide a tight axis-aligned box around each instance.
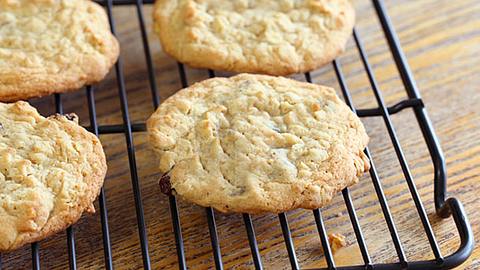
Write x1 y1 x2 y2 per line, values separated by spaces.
2 0 479 269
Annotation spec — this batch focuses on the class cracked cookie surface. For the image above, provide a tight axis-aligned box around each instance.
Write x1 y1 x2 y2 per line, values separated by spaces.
0 0 119 101
147 74 369 213
153 0 355 75
0 101 107 251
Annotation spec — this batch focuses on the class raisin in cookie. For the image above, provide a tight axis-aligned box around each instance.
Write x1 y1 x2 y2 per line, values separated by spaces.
147 74 369 213
0 0 119 102
0 101 107 251
153 0 355 76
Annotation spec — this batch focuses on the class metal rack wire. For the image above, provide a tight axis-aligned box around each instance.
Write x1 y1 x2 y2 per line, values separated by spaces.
0 0 473 269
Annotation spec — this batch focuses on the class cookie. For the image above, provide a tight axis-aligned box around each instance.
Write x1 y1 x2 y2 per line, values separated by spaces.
0 101 107 251
0 0 119 102
147 74 369 213
153 0 355 76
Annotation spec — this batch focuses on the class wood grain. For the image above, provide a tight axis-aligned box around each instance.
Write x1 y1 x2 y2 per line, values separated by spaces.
2 0 479 269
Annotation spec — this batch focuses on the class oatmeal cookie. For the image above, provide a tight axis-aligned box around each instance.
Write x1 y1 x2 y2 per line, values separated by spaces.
0 101 107 251
0 0 119 101
147 74 369 213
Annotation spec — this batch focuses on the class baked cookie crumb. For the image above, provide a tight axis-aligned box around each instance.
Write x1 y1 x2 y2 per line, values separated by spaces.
328 233 347 253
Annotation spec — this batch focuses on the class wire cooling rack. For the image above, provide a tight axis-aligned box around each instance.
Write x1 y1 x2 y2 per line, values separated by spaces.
0 0 474 269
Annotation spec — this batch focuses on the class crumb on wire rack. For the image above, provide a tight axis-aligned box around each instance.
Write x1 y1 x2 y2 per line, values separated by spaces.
328 233 347 253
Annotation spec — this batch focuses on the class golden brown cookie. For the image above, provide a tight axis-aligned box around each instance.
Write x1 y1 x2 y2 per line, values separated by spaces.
147 74 369 213
0 0 119 101
0 101 107 251
153 0 355 75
